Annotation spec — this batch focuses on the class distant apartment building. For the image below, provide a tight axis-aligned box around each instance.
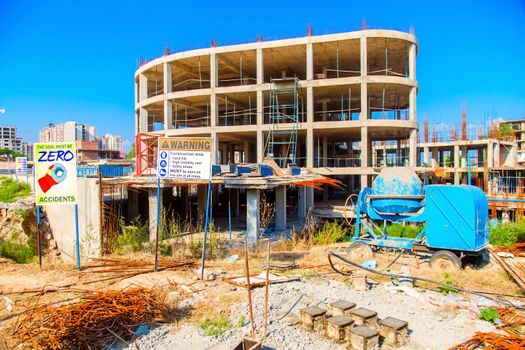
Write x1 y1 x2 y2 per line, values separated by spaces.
499 118 525 164
39 121 96 143
99 134 123 152
0 126 23 153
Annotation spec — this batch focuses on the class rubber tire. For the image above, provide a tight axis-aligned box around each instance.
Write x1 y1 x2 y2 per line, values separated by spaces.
347 242 373 259
429 250 462 271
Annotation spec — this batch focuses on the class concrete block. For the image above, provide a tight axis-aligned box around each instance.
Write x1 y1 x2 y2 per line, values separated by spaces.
349 326 379 350
378 317 408 347
300 306 326 331
329 300 356 317
326 316 354 343
348 308 378 329
352 271 368 291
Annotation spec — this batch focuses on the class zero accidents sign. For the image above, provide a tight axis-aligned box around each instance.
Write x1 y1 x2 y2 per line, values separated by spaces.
34 142 78 205
157 137 212 180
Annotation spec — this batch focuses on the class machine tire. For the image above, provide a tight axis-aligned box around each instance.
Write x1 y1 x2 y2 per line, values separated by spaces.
347 242 373 260
430 250 462 271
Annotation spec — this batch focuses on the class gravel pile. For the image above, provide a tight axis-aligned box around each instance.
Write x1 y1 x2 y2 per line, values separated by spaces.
128 277 498 350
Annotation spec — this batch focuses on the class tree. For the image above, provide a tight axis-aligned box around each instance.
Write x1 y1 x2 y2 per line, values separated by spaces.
125 143 136 159
0 148 24 158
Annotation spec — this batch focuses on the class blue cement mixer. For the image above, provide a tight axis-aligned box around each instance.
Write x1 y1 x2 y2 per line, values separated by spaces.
351 168 489 270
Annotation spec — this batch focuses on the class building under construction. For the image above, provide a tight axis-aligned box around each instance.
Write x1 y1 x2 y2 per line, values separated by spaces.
133 28 418 223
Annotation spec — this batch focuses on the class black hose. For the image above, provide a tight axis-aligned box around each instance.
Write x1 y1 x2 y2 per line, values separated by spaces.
327 252 522 309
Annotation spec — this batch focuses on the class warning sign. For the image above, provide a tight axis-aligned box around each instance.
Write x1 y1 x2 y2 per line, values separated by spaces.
34 142 78 205
15 157 28 175
157 137 212 180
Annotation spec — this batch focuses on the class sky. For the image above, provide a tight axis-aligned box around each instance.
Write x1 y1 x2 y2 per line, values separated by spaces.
1 0 524 150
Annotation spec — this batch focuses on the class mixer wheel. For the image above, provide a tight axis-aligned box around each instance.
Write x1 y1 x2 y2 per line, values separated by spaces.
347 242 373 259
430 250 461 271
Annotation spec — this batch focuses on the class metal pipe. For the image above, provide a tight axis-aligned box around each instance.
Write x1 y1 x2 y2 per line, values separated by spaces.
244 238 255 337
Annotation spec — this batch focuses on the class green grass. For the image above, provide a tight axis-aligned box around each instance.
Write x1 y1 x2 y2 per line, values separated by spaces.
386 223 422 239
0 178 31 203
0 234 38 264
198 314 233 337
107 217 150 254
436 272 459 295
489 219 525 248
479 307 500 323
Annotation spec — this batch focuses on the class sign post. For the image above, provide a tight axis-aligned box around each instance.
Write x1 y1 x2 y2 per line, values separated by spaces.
15 157 27 183
157 137 212 278
34 142 79 269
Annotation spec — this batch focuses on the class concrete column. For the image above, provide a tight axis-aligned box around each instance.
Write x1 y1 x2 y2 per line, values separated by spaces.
163 62 172 94
139 108 148 133
409 130 417 167
360 127 369 187
494 142 501 167
306 42 313 80
197 184 207 222
322 137 328 167
210 53 218 88
134 79 139 104
243 140 250 163
298 186 306 224
257 130 263 162
423 146 429 165
409 43 416 80
211 131 218 164
487 141 494 168
409 87 417 121
275 186 287 231
306 187 314 212
210 93 217 128
181 186 189 219
454 145 460 168
127 188 139 220
139 73 148 101
431 149 439 168
306 86 314 168
360 36 368 77
360 83 368 120
148 188 162 241
246 189 260 246
256 48 264 84
163 100 172 131
461 146 468 167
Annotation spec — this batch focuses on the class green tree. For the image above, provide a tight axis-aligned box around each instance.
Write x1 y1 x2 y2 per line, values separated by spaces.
0 148 24 158
125 143 135 159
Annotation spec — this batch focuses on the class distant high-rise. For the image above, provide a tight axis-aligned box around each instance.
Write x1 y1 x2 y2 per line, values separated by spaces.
39 121 96 143
99 134 123 152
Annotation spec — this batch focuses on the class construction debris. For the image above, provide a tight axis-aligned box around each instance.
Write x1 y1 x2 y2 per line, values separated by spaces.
225 272 300 288
449 331 525 350
12 287 177 350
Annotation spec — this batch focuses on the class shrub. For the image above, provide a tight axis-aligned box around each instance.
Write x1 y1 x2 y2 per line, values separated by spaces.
479 307 499 323
0 178 31 203
107 217 149 254
0 233 38 264
199 313 232 337
490 219 525 248
437 272 459 295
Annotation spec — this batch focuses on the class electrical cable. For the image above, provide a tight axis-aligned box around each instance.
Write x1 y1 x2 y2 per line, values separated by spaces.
327 252 524 309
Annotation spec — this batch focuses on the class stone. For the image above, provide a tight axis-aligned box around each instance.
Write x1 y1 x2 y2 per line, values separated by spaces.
329 300 356 317
300 306 326 331
348 326 379 350
378 317 409 347
326 316 354 342
349 307 378 329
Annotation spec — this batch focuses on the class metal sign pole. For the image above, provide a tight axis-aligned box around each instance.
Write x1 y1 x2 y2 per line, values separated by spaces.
155 177 161 272
228 188 232 240
36 205 42 268
74 204 81 271
200 179 212 280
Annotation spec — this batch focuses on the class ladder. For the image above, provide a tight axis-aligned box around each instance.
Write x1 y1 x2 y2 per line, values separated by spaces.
265 78 299 168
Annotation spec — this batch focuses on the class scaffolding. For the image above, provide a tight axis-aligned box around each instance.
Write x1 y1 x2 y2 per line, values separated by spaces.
265 78 299 168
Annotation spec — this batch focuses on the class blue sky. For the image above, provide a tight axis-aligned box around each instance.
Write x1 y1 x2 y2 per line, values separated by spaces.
1 0 524 149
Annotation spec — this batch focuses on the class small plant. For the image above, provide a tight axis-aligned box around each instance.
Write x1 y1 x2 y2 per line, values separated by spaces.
387 223 421 239
490 219 525 248
188 223 220 259
437 272 459 295
237 315 246 327
0 232 38 264
199 313 232 337
107 217 149 254
479 307 500 323
0 178 31 203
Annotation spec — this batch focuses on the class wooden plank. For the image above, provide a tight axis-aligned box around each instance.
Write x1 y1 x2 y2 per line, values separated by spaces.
489 250 525 291
262 158 285 176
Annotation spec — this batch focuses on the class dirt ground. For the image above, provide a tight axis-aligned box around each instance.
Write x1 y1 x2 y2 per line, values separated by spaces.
0 243 523 349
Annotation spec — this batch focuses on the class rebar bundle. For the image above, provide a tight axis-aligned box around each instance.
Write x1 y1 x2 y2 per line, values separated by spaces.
13 287 172 349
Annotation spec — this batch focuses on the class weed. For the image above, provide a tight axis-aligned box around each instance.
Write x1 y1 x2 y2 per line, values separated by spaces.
282 218 349 249
0 178 31 203
0 233 38 264
13 208 30 219
237 315 246 327
437 272 459 294
199 313 232 337
107 217 149 254
479 307 499 323
490 219 525 248
386 223 421 239
189 225 220 260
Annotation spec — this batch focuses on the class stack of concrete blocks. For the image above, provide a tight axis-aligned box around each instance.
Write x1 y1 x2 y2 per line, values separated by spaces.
299 299 409 350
